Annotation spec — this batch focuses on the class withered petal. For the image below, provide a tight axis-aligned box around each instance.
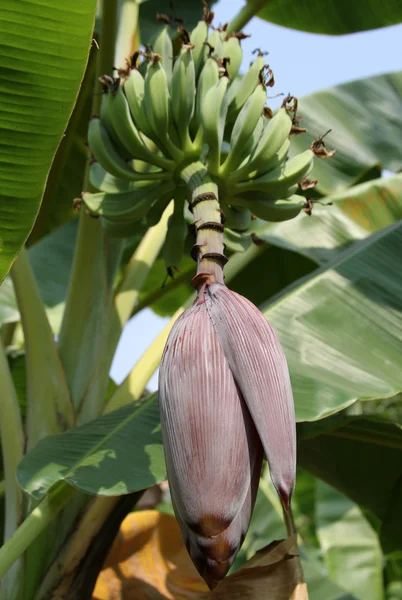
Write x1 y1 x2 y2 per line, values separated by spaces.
159 298 260 534
205 284 296 508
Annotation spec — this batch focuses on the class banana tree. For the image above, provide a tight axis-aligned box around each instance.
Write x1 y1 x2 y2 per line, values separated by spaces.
0 0 401 598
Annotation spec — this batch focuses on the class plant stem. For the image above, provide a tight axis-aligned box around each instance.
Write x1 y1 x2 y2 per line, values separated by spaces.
106 202 173 368
94 0 119 112
283 506 296 537
104 305 187 413
0 340 24 599
0 483 76 581
179 162 227 288
114 0 140 70
11 248 74 449
227 0 268 34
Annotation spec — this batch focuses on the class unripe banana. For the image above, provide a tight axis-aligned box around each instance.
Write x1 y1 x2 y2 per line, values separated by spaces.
220 202 251 231
190 20 209 77
144 56 183 162
191 56 220 143
89 162 155 193
220 82 267 177
104 86 174 171
153 25 173 85
223 36 243 80
163 195 187 269
207 29 223 58
224 228 252 252
88 118 158 182
123 68 155 140
232 149 314 197
201 75 229 175
82 181 175 222
226 52 266 122
230 108 292 183
234 194 305 222
245 138 291 181
171 46 196 151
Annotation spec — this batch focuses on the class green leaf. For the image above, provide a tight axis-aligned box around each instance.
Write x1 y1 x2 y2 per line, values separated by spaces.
28 48 96 245
291 71 402 194
17 394 166 499
301 552 357 600
263 221 402 421
316 481 384 600
297 415 402 555
257 0 402 35
0 0 97 283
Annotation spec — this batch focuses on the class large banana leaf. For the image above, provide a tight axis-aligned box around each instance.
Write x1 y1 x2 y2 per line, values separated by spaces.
291 72 402 194
316 481 384 600
17 394 166 499
0 0 97 284
263 220 402 421
298 415 402 554
257 0 402 34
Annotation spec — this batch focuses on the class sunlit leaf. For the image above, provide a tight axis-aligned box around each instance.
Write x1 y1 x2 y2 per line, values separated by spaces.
0 0 97 283
17 394 166 499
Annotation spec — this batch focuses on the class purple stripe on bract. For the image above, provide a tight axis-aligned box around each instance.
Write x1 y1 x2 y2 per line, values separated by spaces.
205 283 296 508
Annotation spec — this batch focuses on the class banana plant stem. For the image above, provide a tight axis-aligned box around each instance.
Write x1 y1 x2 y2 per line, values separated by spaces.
11 248 74 449
0 483 76 581
114 0 139 70
0 340 24 599
227 0 268 34
106 202 174 369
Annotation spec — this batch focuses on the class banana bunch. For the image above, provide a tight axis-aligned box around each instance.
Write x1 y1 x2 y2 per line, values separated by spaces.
83 8 316 268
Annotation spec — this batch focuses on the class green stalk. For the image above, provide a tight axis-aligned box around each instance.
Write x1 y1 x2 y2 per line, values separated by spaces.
114 0 140 69
0 340 24 600
130 265 193 317
179 161 227 288
226 0 268 34
0 483 76 582
106 202 173 370
11 248 74 450
104 305 187 413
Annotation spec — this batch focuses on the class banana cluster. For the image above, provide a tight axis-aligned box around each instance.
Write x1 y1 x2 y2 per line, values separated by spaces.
83 11 314 268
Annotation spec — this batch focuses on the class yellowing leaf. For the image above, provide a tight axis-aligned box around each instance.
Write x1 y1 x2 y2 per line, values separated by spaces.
93 511 307 599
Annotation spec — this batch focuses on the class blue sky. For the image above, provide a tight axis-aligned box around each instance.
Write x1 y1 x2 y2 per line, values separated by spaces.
110 1 402 389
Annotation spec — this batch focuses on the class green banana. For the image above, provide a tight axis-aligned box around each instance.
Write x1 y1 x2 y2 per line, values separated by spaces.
223 35 243 80
123 68 155 140
153 25 173 85
234 194 305 222
220 82 267 176
190 19 209 78
89 162 154 193
224 228 252 253
171 46 196 151
88 117 159 182
226 52 266 122
201 75 229 175
82 181 175 222
163 195 187 269
232 149 314 197
220 202 251 231
230 108 292 183
144 56 183 162
207 29 223 58
191 55 220 142
104 86 174 171
245 138 291 181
